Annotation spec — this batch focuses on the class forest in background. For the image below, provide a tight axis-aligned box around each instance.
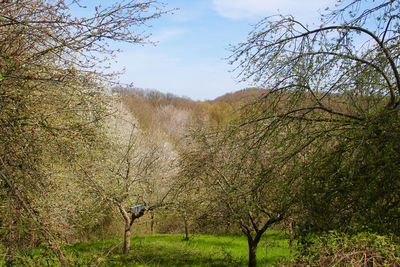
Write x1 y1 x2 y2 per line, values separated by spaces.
1 0 400 266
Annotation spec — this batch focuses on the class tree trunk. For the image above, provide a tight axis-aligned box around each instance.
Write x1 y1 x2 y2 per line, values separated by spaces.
123 221 131 254
289 221 296 250
183 212 189 241
150 212 154 234
225 221 231 234
117 204 132 255
248 238 258 267
243 214 283 267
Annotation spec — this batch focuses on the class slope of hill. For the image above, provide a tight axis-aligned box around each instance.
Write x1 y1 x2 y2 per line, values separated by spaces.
213 88 267 104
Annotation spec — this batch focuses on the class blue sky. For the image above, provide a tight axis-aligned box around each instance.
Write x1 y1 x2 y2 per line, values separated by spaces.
87 0 337 100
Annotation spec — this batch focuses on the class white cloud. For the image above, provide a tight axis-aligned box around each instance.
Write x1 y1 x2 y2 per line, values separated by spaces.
213 0 335 22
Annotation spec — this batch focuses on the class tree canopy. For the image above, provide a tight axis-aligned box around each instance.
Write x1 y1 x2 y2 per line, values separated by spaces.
230 0 400 236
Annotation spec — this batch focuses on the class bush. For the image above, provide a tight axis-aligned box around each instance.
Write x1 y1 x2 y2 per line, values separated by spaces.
279 231 400 266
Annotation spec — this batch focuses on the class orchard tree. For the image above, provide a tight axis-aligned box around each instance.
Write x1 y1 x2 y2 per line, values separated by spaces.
173 151 207 241
77 106 177 254
0 0 170 262
183 116 298 267
230 0 400 235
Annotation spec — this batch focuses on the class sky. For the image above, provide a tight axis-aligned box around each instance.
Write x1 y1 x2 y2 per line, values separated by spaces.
87 0 337 100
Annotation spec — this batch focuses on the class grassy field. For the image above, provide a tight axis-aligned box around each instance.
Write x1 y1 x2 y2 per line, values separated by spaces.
66 231 292 266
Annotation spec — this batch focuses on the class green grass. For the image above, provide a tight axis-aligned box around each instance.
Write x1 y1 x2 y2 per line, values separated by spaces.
66 231 293 266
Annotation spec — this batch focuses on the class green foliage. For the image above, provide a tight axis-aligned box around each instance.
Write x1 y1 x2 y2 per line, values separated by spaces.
280 231 400 266
297 113 400 236
0 243 62 266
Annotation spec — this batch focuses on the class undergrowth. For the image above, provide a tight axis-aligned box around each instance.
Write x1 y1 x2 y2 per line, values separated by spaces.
278 231 400 266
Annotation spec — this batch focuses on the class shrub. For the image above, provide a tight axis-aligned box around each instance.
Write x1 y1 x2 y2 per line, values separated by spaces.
279 231 400 266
